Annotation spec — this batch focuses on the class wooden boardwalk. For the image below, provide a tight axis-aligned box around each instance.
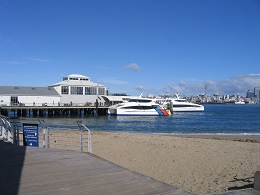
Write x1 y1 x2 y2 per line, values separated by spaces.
0 140 193 195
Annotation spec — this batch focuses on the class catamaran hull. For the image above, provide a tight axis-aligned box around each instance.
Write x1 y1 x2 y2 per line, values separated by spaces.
172 106 204 112
108 105 170 116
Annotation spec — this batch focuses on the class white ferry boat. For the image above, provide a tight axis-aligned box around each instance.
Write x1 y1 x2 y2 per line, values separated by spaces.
159 95 204 112
108 97 170 116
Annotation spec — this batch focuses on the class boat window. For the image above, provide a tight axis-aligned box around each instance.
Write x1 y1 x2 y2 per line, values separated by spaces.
128 99 152 103
175 99 187 102
122 106 153 109
173 105 201 107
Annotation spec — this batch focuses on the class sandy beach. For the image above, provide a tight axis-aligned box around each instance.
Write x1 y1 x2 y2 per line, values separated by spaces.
90 131 260 194
23 130 260 194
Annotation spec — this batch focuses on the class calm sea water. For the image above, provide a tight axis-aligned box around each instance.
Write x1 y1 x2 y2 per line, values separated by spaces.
15 104 260 135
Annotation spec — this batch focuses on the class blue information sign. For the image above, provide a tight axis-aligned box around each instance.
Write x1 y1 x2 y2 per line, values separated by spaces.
23 123 39 147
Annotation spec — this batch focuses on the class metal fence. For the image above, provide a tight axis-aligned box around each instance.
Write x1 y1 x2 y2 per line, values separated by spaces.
0 115 92 153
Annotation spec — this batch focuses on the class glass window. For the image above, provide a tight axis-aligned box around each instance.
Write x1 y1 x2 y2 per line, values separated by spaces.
98 88 105 95
71 87 83 95
85 87 97 95
11 96 18 105
61 86 69 94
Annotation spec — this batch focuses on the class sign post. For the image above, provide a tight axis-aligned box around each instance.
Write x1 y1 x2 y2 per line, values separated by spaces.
23 123 39 147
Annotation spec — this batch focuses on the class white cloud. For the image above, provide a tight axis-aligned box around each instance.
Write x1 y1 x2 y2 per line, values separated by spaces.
163 74 260 96
135 86 146 92
123 63 141 71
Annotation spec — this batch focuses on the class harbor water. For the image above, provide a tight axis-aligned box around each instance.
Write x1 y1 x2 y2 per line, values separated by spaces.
14 104 260 135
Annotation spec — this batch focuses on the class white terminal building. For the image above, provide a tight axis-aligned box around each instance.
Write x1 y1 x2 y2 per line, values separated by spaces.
0 74 109 107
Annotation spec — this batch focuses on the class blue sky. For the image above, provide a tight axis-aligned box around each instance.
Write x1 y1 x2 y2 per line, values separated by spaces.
0 0 259 96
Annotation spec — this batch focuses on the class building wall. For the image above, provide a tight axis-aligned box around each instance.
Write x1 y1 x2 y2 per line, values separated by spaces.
0 96 10 106
18 96 60 106
0 95 60 106
53 85 106 106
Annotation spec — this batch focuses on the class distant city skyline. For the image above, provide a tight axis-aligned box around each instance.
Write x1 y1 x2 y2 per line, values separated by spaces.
0 1 259 96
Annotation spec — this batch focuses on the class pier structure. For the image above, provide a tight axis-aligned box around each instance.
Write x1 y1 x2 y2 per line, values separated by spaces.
0 105 108 117
0 74 110 115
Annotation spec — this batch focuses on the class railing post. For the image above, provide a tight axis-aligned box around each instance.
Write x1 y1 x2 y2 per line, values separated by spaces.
0 126 4 140
43 128 46 148
47 127 50 148
77 121 92 153
8 129 13 143
88 130 92 153
16 125 20 146
42 127 50 148
39 120 49 148
13 125 20 146
80 129 83 152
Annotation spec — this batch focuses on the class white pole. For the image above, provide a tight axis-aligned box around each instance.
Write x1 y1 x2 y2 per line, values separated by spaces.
43 128 46 148
88 130 92 153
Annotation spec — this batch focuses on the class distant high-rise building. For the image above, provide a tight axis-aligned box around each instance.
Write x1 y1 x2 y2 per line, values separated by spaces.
246 90 254 99
254 87 259 98
252 87 260 103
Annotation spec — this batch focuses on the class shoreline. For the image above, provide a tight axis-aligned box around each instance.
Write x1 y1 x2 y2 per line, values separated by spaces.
165 134 260 143
93 130 260 142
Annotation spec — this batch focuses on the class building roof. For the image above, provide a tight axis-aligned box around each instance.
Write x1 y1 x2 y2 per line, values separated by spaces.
66 74 90 79
50 80 104 87
50 74 104 87
0 86 60 96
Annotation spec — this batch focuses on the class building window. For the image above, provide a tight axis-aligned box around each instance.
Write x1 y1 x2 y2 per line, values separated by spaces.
98 87 105 95
71 87 83 95
69 78 78 80
85 87 97 95
11 96 18 106
61 86 69 94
